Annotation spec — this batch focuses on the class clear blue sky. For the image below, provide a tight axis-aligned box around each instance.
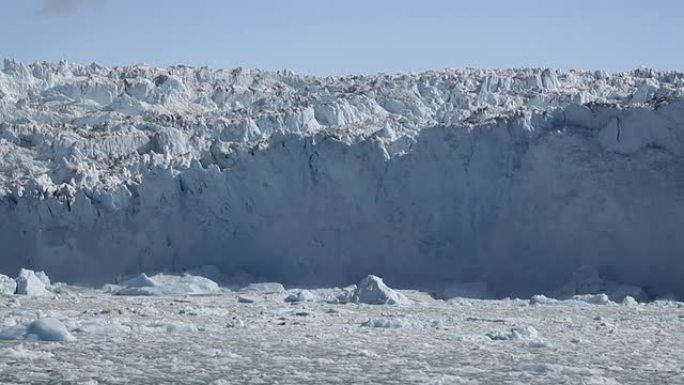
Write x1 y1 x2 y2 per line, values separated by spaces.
1 0 682 75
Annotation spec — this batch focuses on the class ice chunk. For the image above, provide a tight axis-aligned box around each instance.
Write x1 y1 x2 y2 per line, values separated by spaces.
15 269 49 296
571 293 611 305
351 275 410 305
487 326 541 342
621 296 639 306
529 294 557 305
184 265 225 284
241 282 285 293
35 271 51 287
120 273 158 288
0 274 16 295
136 321 198 334
284 290 316 303
324 285 357 304
116 273 220 296
0 318 75 342
360 318 405 329
237 295 257 304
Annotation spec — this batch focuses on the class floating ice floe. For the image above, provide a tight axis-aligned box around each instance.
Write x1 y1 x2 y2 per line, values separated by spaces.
115 273 220 296
15 269 50 296
0 318 75 342
351 275 410 305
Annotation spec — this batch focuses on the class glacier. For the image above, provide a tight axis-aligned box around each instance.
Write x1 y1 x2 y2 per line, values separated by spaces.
1 59 684 298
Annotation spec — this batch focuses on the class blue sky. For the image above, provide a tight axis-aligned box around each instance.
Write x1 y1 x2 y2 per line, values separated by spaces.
1 0 682 75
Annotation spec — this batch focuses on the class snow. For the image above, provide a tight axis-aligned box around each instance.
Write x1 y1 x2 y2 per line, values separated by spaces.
1 60 684 299
15 268 49 296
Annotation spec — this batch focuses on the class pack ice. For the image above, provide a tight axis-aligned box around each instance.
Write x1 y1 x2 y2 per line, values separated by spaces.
1 59 684 298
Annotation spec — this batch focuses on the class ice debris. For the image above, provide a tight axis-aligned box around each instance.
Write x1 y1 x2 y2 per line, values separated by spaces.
0 318 75 342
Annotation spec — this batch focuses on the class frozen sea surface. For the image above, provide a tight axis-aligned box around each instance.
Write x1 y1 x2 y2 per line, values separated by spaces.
0 288 683 384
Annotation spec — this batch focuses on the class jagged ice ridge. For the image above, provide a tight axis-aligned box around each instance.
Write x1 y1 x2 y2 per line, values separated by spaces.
1 59 684 297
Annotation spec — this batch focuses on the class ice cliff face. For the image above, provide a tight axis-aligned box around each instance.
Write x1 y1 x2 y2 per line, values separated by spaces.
1 59 684 297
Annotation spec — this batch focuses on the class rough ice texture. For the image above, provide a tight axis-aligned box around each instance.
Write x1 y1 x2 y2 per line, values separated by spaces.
1 59 684 297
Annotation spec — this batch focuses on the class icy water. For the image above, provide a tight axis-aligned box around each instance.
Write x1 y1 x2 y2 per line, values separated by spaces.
1 289 683 384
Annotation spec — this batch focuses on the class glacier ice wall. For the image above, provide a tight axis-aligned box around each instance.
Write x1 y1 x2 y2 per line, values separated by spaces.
1 59 684 297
